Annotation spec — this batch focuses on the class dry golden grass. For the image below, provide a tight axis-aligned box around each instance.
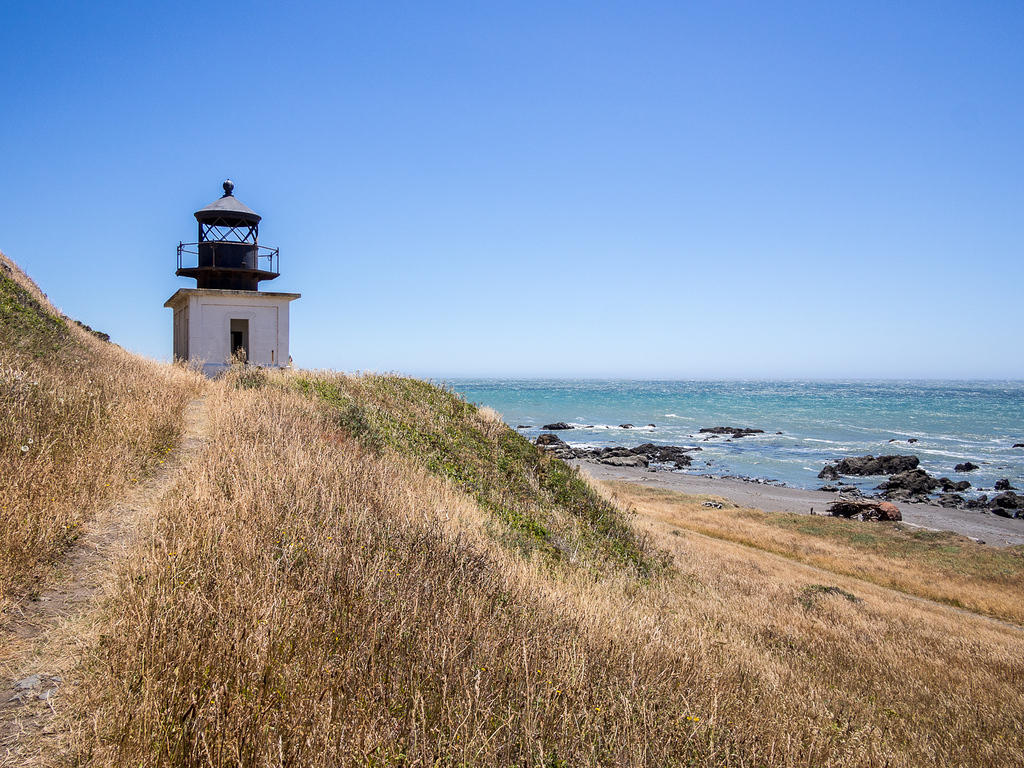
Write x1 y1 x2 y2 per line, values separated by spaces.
61 370 1024 767
604 481 1024 625
0 253 204 615
289 372 657 575
3 252 1020 765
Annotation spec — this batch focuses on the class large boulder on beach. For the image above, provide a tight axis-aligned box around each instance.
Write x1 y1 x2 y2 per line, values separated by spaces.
879 489 928 503
630 443 694 468
989 494 1024 519
699 426 765 438
597 454 649 468
828 499 902 522
991 491 1024 510
841 455 920 475
820 455 919 477
819 484 861 495
534 433 585 460
939 477 971 492
597 447 635 458
954 462 979 472
877 469 940 496
541 422 572 431
937 493 966 508
535 433 566 447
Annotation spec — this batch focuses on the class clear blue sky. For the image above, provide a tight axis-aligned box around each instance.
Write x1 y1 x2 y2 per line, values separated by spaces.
2 1 1021 378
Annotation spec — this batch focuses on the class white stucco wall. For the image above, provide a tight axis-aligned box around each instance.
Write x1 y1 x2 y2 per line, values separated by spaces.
165 289 300 376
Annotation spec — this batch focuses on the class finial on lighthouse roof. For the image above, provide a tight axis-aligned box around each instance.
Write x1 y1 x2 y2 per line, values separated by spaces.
222 179 234 197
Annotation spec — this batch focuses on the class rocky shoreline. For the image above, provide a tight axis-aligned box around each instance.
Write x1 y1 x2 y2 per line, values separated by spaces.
531 427 1024 521
570 460 1024 547
816 453 1023 518
535 432 700 469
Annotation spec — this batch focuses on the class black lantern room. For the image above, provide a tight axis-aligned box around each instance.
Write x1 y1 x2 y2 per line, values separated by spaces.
176 180 280 291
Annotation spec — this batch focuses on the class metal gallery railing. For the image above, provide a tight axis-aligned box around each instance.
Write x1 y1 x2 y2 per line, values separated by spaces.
177 241 280 274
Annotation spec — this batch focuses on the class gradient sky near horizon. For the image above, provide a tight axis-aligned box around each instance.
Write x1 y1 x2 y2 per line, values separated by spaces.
1 1 1022 379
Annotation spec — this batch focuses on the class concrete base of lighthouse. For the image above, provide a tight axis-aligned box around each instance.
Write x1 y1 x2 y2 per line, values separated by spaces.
164 288 300 377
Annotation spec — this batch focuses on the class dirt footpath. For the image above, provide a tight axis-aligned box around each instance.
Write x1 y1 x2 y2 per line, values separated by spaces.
0 397 208 766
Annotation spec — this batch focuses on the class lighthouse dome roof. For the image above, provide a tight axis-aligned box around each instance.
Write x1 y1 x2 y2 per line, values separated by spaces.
194 180 261 224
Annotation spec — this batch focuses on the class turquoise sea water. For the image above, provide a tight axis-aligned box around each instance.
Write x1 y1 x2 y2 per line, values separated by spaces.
447 380 1024 496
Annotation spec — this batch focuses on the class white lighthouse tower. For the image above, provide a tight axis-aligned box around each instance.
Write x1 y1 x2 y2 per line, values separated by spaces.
165 180 300 376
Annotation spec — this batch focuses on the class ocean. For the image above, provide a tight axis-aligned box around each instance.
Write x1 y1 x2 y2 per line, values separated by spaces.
446 380 1024 497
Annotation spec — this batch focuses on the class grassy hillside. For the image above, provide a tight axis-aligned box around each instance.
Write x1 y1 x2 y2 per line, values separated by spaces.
63 367 1023 768
290 373 659 576
2 256 1022 766
0 253 201 612
609 481 1024 624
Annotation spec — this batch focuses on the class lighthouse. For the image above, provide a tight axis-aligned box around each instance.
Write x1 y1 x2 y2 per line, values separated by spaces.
164 180 300 376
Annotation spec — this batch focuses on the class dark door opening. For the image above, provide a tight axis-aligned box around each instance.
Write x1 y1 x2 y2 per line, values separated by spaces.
230 318 249 361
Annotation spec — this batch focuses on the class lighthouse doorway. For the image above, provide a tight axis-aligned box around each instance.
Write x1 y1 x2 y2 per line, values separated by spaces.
230 318 249 361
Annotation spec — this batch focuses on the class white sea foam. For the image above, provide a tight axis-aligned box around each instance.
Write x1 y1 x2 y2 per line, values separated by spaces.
579 424 656 431
449 379 1024 492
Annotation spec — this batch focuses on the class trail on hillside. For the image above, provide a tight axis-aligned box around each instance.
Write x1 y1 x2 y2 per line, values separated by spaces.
0 396 208 766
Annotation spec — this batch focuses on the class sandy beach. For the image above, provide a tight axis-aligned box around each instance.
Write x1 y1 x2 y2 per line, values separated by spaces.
573 460 1024 547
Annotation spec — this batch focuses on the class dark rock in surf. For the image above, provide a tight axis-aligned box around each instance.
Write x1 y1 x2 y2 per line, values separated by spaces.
994 479 1016 491
818 465 841 481
954 462 979 472
827 455 920 477
939 477 971 492
541 422 572 431
630 443 694 469
699 427 765 438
